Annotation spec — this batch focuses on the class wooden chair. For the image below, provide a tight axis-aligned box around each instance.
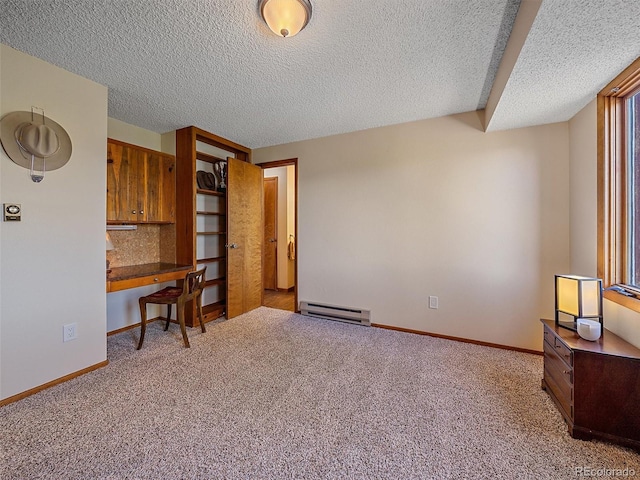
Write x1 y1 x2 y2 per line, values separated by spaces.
137 267 207 349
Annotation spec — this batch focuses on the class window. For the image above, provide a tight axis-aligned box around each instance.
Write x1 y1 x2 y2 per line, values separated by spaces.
598 57 640 311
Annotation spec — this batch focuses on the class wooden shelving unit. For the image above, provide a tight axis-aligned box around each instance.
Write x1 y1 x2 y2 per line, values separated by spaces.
175 126 252 327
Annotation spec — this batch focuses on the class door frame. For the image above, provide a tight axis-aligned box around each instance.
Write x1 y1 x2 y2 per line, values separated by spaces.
256 158 299 312
263 176 278 290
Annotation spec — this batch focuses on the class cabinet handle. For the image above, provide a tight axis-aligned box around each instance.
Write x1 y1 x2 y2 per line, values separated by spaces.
563 370 570 374
154 278 159 282
132 210 137 214
140 210 144 214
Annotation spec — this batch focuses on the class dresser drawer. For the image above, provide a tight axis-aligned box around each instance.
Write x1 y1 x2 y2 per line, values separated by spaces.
543 339 573 420
544 324 573 366
544 340 573 388
544 365 573 421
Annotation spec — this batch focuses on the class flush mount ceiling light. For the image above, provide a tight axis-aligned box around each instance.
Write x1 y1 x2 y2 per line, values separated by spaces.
260 0 312 38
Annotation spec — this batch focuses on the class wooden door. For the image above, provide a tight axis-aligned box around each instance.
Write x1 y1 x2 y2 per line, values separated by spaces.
145 152 176 223
107 141 139 222
263 177 278 290
227 158 263 319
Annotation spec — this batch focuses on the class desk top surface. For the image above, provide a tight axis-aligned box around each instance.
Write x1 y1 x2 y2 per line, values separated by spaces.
108 263 192 282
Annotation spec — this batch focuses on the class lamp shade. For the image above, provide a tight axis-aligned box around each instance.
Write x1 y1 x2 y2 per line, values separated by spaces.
555 274 603 331
106 232 115 251
260 0 312 38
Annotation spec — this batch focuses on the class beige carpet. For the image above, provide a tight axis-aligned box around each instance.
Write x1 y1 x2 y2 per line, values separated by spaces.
1 307 639 479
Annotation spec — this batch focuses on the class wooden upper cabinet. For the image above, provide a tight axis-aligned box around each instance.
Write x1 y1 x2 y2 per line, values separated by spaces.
107 138 176 224
144 151 176 222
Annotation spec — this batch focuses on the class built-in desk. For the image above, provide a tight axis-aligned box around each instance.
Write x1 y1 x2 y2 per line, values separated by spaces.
107 263 192 293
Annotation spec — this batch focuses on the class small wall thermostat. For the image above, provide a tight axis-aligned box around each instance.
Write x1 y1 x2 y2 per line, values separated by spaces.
4 203 21 221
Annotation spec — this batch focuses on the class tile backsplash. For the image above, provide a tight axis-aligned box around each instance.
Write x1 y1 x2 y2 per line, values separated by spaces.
107 224 176 268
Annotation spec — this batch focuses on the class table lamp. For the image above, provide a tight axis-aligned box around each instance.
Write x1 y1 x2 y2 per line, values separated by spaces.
555 274 603 332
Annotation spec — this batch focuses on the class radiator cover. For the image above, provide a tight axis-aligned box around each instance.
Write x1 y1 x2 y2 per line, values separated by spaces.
299 301 370 326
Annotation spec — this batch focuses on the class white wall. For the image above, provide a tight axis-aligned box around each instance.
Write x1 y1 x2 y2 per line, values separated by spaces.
569 100 640 348
0 45 108 400
254 111 570 351
107 118 162 151
568 100 597 277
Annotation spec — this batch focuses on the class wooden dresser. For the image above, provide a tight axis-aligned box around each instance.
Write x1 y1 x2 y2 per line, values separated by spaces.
541 319 640 452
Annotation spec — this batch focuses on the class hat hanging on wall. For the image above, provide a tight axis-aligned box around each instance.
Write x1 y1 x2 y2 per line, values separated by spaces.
0 107 72 182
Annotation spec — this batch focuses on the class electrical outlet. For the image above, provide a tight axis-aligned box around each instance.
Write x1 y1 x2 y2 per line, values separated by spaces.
63 323 77 342
429 296 439 309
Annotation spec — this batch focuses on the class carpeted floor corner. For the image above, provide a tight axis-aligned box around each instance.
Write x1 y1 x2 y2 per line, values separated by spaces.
1 307 639 479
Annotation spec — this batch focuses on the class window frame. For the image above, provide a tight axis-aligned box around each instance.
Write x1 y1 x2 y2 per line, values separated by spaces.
598 57 640 312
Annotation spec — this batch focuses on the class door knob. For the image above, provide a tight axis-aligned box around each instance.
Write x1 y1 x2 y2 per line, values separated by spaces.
269 238 277 243
226 243 238 249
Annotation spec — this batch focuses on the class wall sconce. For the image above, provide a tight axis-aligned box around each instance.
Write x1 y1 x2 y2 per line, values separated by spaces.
555 274 603 332
260 0 312 38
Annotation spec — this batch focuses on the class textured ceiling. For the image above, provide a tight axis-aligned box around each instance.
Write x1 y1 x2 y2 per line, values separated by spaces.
487 0 640 132
0 0 639 148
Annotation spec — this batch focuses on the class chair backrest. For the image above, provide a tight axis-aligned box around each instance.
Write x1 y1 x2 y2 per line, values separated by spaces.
181 267 207 302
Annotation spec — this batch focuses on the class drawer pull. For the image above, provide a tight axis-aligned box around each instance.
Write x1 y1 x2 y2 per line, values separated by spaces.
563 370 570 374
154 277 159 282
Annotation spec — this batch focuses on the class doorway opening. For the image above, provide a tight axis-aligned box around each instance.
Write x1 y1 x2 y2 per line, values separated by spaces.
258 158 298 312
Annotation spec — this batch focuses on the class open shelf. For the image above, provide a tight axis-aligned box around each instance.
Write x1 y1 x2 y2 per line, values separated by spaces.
196 151 227 164
202 301 225 322
205 278 225 288
196 210 225 216
197 256 226 264
197 188 225 197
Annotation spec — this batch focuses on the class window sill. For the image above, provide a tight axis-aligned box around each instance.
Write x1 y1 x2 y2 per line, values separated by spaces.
604 289 640 314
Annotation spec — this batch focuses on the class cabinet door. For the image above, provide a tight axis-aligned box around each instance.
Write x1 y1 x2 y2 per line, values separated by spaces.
227 158 263 318
144 152 175 223
107 141 140 222
107 140 176 224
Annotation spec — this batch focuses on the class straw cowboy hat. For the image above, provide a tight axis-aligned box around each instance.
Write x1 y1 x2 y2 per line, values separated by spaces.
0 110 72 172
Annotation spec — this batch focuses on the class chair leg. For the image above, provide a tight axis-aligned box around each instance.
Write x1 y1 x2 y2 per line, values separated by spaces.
164 304 172 331
177 299 190 348
137 298 147 350
197 293 206 333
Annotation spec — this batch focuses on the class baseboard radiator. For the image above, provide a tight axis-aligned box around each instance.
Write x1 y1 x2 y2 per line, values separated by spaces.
299 301 371 326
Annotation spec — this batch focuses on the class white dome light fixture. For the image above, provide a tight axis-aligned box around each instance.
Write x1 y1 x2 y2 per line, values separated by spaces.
260 0 312 38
